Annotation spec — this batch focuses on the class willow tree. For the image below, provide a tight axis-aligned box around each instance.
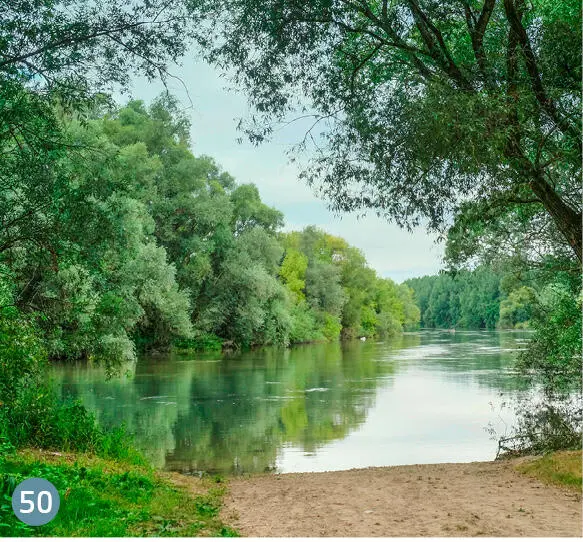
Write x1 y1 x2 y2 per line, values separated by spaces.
191 0 582 262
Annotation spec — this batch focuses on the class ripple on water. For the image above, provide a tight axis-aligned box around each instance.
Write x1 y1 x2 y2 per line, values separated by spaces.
391 345 449 360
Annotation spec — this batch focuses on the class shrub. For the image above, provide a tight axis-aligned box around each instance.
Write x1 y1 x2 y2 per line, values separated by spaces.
174 332 224 352
0 307 45 406
511 399 582 455
507 283 582 455
0 306 139 462
517 284 581 394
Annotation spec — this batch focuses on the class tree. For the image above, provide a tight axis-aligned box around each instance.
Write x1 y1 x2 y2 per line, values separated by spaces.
305 260 346 316
407 267 503 329
1 1 193 95
231 184 284 234
0 3 199 363
279 249 308 302
101 99 291 349
499 285 537 328
5 116 194 363
1 1 196 271
191 0 582 262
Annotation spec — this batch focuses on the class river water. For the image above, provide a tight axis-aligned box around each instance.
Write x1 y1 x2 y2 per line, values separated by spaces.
51 330 532 474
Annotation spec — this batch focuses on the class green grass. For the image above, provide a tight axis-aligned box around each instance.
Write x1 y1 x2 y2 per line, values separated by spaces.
0 449 238 537
517 450 582 491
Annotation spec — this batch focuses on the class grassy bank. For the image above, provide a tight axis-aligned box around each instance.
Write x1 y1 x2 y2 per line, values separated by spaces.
516 450 582 491
0 449 238 537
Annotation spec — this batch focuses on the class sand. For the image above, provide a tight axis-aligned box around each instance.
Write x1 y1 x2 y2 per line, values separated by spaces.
220 458 582 537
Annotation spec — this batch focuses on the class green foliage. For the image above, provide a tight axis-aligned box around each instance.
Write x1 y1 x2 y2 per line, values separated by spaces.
499 286 538 329
517 284 581 393
320 312 343 341
407 267 503 329
3 115 195 365
0 298 139 460
510 400 582 455
175 333 224 352
231 184 284 234
0 308 45 407
278 227 419 343
1 1 200 365
288 302 322 344
504 276 581 455
279 249 308 302
305 260 345 315
2 93 420 364
189 0 582 262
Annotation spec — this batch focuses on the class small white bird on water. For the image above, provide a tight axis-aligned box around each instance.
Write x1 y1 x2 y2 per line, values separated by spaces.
359 336 366 341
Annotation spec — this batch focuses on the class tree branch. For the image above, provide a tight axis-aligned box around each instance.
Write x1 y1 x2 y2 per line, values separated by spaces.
406 0 473 90
503 0 580 141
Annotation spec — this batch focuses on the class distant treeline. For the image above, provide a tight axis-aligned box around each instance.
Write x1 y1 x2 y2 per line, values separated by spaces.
405 267 543 330
2 98 419 366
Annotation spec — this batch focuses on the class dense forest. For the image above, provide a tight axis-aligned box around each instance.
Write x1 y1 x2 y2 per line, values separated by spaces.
406 267 540 330
2 98 420 368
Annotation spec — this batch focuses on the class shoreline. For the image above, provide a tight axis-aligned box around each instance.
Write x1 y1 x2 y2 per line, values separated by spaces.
2 448 580 537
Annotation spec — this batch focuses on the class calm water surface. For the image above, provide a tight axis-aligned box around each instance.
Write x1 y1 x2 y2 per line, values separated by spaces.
52 330 531 474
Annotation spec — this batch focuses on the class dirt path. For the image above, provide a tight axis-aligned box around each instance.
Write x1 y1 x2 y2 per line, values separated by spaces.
221 459 582 537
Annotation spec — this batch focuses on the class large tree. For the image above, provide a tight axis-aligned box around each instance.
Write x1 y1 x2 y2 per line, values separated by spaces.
190 0 582 262
0 0 195 262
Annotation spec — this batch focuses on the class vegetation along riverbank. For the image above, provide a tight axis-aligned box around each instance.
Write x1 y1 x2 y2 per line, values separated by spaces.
0 447 237 537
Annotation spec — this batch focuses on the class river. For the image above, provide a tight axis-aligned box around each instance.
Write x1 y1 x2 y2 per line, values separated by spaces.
51 330 532 474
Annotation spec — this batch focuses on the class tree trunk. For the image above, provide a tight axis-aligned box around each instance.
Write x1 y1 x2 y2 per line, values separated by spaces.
529 174 582 263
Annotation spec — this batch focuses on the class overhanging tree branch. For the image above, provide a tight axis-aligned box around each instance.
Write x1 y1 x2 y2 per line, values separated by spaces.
503 0 580 141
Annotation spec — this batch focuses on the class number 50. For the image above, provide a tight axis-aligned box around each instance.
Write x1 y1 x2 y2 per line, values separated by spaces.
20 490 53 514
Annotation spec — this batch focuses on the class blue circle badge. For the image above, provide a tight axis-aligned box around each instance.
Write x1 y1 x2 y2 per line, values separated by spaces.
11 478 60 526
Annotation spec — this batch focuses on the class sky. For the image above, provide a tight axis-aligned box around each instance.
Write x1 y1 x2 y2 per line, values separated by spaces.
126 59 444 283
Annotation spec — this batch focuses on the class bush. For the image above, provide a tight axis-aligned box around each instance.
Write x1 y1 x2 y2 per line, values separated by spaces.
0 307 45 406
0 391 140 462
511 399 582 455
517 284 581 393
174 332 224 352
288 302 322 343
507 283 582 456
320 312 342 341
0 307 139 462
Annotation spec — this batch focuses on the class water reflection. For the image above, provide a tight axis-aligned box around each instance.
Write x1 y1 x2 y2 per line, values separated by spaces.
51 331 530 474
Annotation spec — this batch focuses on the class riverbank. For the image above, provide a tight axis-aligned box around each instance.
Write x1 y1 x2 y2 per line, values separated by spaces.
221 452 582 537
1 449 580 537
0 449 237 537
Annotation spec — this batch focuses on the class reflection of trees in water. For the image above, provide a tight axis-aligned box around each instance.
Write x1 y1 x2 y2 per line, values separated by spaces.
50 332 528 473
50 338 418 473
166 340 406 473
51 361 185 467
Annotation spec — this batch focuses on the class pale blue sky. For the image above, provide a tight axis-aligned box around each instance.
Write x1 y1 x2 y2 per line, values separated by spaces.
126 58 444 282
